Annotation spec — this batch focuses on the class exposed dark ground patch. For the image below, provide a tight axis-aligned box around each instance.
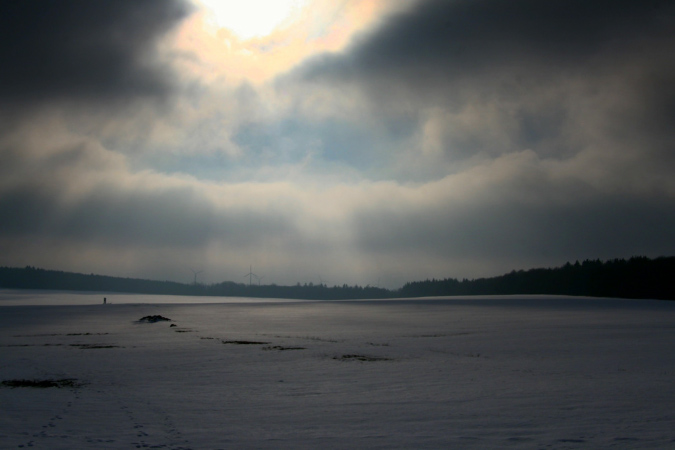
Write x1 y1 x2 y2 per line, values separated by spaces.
407 332 473 338
3 344 64 347
13 333 109 337
66 333 109 336
222 340 269 345
2 378 83 388
333 354 392 362
70 344 123 349
262 346 306 351
261 334 340 343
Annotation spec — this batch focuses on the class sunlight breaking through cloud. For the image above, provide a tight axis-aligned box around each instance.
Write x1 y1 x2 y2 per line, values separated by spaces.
0 0 673 287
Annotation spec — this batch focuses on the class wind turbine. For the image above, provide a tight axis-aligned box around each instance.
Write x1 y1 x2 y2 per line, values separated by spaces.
191 268 203 285
242 265 258 287
257 275 265 286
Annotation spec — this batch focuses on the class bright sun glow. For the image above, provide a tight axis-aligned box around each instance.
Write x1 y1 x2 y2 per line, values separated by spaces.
197 0 311 40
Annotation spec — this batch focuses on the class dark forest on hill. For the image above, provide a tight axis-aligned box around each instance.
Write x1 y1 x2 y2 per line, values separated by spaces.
398 257 675 300
0 256 673 300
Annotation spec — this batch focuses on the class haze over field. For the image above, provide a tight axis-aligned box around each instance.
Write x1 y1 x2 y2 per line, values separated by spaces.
1 0 674 288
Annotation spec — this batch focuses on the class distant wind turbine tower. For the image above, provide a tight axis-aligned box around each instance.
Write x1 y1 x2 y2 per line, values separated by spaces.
191 269 203 285
242 265 258 287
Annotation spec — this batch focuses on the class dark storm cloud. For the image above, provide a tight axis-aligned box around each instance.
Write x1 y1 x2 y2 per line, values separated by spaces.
288 0 675 163
271 0 675 281
353 187 675 270
0 0 673 286
0 0 191 107
302 0 674 84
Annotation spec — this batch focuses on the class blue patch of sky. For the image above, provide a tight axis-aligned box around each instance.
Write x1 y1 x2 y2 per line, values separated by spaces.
233 115 418 174
130 114 420 182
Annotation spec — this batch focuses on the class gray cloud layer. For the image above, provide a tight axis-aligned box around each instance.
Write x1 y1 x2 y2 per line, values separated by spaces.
0 0 673 287
283 0 674 168
276 0 675 276
0 0 190 108
305 0 674 76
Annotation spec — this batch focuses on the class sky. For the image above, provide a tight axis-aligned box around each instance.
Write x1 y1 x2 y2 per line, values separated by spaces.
0 0 673 289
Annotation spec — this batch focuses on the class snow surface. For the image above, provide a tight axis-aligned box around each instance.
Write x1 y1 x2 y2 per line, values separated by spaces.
1 290 674 449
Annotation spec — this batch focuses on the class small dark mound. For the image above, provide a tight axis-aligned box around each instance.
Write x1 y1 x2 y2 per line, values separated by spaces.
2 378 82 388
222 340 269 345
138 315 171 323
169 323 177 327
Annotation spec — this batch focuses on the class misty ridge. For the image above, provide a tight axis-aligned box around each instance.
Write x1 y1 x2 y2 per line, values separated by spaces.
1 256 673 301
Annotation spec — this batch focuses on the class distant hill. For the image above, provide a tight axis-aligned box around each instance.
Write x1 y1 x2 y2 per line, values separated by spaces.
1 256 673 300
399 256 675 300
0 266 391 300
0 266 199 296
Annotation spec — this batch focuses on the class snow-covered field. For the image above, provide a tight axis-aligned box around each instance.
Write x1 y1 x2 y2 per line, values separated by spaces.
1 290 674 449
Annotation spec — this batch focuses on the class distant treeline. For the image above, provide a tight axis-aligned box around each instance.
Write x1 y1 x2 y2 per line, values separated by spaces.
399 256 675 300
0 266 391 300
0 256 673 300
